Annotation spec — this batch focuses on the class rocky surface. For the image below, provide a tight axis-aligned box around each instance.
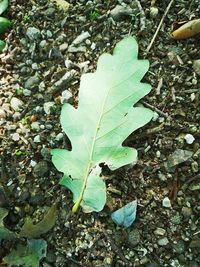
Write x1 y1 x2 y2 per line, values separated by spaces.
0 0 199 266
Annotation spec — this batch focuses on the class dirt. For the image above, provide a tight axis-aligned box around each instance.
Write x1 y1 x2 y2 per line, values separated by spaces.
0 0 200 266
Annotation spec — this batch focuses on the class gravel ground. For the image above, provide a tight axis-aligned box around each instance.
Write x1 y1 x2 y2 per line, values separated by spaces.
0 0 200 266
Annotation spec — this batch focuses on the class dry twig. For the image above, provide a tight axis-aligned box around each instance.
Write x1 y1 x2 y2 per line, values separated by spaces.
135 0 146 31
146 0 174 53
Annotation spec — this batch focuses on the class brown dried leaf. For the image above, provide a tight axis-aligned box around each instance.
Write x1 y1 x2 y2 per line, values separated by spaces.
171 19 200 40
19 204 57 238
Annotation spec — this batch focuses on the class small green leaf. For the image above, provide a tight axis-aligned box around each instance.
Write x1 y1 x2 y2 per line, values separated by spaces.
52 36 153 213
19 204 57 238
0 39 5 52
0 208 16 243
0 17 11 34
3 239 47 267
0 0 8 15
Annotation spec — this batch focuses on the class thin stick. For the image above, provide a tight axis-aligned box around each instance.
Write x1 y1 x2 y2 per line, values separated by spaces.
135 0 146 31
146 0 174 53
141 100 169 118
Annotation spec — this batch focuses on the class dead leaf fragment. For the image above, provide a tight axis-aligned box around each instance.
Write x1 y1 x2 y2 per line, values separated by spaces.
171 19 200 39
19 204 57 238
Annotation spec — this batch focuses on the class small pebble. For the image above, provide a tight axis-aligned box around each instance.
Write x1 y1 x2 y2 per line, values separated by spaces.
154 227 166 236
150 7 159 18
184 134 195 144
162 197 171 208
43 102 55 115
72 31 91 45
11 133 20 141
158 237 169 246
61 90 72 104
31 122 40 131
59 43 68 52
26 27 41 41
110 5 132 21
10 97 24 111
33 135 41 143
55 133 64 141
23 89 31 96
181 207 192 218
30 160 37 167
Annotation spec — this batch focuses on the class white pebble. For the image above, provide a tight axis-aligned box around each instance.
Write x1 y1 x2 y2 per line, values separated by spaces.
184 134 195 144
30 160 37 167
43 102 55 115
61 90 72 104
55 133 64 141
162 197 171 208
72 31 91 45
33 135 41 143
91 42 96 50
10 97 24 111
12 133 20 141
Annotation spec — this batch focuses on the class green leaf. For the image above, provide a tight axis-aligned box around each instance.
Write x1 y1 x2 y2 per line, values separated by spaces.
0 0 8 15
3 239 47 267
51 36 153 213
0 39 5 52
19 204 57 238
0 208 16 243
0 17 11 34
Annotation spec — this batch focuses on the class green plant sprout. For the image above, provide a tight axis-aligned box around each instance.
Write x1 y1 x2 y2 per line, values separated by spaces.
51 37 153 213
23 14 31 22
89 10 100 21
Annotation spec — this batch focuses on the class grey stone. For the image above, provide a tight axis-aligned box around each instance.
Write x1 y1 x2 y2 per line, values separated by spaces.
26 27 41 41
154 227 166 236
55 133 64 141
41 147 51 161
39 40 47 48
189 240 200 248
150 7 159 18
25 74 40 89
171 213 182 225
44 7 56 17
158 237 169 246
165 149 193 170
181 207 192 218
173 240 185 254
191 161 198 173
31 63 39 70
59 43 68 52
10 97 24 111
72 31 91 45
43 102 55 115
33 161 49 177
110 5 132 21
53 70 75 90
33 135 41 143
68 45 86 53
31 121 40 131
162 197 171 208
49 47 63 60
61 90 72 104
128 229 140 247
23 89 31 96
29 194 45 206
46 30 53 38
193 59 200 75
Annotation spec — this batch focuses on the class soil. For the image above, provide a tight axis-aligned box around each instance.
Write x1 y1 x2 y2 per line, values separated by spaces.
0 0 200 266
